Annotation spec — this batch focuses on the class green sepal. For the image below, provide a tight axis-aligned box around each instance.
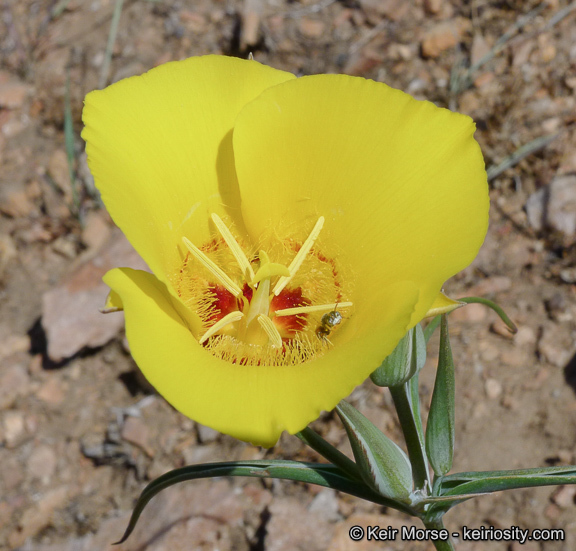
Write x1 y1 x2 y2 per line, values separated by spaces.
114 459 417 544
336 400 413 501
371 324 426 387
425 315 455 476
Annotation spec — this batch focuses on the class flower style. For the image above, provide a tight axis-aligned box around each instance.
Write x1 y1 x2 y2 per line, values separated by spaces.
82 55 488 447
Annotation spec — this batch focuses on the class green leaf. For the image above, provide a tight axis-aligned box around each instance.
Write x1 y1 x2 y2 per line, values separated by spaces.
423 315 441 343
336 400 413 501
371 325 426 387
425 315 455 476
114 460 416 544
296 427 362 482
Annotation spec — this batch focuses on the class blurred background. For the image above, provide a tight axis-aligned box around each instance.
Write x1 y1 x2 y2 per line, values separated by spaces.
1 0 576 549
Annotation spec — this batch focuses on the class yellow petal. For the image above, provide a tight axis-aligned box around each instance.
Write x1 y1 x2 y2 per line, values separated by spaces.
233 75 488 333
82 56 294 291
104 267 419 447
424 292 464 317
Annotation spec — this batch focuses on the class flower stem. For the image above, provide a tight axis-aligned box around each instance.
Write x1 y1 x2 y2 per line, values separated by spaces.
423 518 455 551
389 380 431 493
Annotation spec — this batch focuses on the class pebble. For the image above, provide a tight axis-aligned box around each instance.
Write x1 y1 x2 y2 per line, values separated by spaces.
514 326 537 347
41 229 148 362
2 410 26 448
298 18 326 39
421 18 470 58
538 325 574 368
36 377 67 406
47 149 73 203
485 378 502 399
267 497 334 551
424 0 443 15
121 416 152 456
309 489 341 522
196 423 220 443
9 486 69 549
0 80 30 109
28 445 58 483
0 189 36 218
549 174 576 235
0 362 31 409
466 275 512 296
551 485 576 508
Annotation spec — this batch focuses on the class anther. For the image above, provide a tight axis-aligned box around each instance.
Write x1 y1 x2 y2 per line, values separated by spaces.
273 216 325 296
199 311 244 344
182 236 243 297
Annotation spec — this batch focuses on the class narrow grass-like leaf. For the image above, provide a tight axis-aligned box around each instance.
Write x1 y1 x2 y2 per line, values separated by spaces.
425 315 455 476
99 0 125 89
336 400 413 501
115 460 416 544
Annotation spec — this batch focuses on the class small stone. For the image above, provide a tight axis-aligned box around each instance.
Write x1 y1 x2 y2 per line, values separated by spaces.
0 233 17 278
547 175 576 246
268 498 334 551
424 0 442 15
538 326 574 368
0 81 30 109
0 362 30 408
514 326 536 347
41 229 148 361
470 33 490 66
485 378 502 399
82 210 111 251
121 416 152 455
298 18 326 39
36 377 67 406
526 188 546 231
47 149 73 203
0 334 30 362
0 189 35 218
466 275 512 296
197 423 220 443
421 18 470 58
28 445 57 483
449 302 486 322
10 486 69 548
309 489 341 522
2 411 26 448
551 485 576 508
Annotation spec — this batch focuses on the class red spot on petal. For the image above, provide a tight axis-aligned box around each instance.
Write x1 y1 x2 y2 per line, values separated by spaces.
271 288 311 337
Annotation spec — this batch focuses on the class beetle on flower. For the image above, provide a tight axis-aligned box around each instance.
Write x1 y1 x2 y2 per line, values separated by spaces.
82 55 488 447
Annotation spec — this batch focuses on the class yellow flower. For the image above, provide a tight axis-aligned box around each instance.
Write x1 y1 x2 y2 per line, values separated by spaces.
82 55 488 447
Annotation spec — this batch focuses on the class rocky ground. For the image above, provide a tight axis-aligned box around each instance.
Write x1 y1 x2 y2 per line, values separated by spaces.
1 0 576 549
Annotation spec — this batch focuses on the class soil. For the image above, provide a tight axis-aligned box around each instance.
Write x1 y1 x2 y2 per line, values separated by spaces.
1 0 576 550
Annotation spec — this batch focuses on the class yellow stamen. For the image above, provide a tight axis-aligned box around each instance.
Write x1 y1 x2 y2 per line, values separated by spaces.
273 216 325 296
182 236 243 297
257 314 283 348
198 311 244 344
274 301 353 317
211 213 255 283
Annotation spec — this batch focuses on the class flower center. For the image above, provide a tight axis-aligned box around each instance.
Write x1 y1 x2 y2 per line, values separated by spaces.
176 214 352 366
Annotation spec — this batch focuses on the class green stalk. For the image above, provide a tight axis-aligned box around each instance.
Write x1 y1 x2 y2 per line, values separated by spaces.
389 382 431 493
423 517 455 551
